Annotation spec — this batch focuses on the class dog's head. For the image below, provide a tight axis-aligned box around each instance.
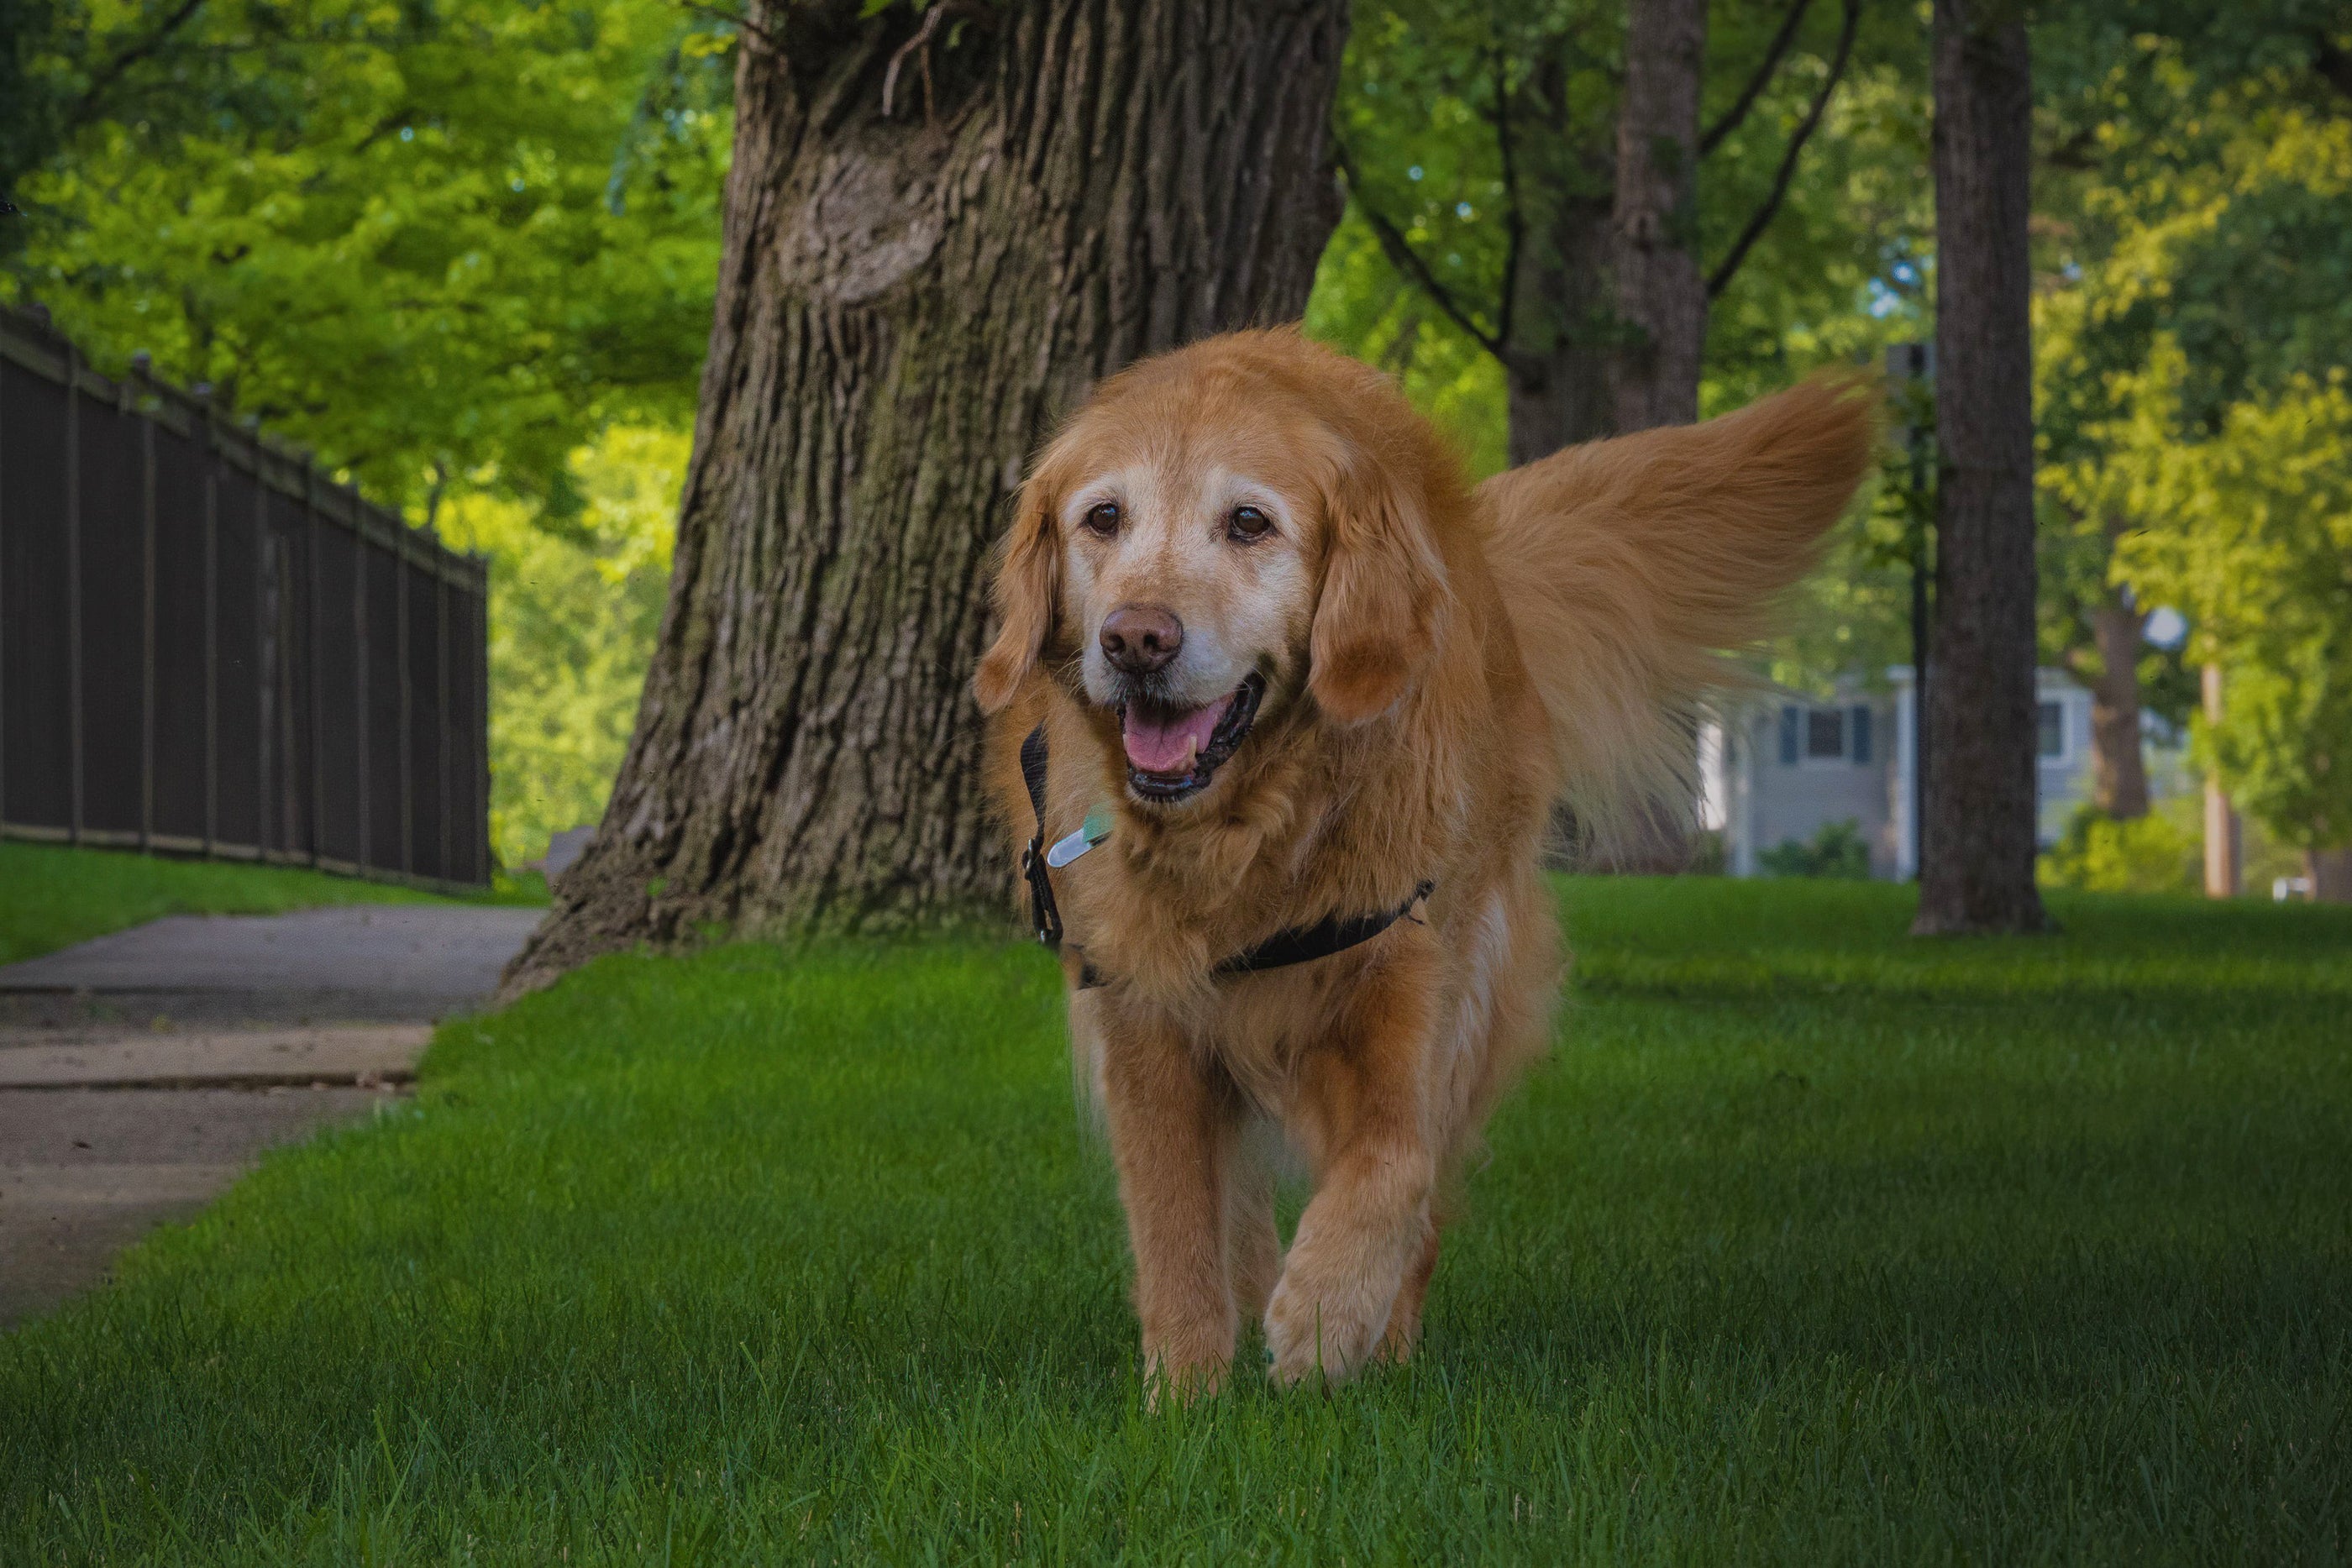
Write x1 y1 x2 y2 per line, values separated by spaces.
974 332 1455 808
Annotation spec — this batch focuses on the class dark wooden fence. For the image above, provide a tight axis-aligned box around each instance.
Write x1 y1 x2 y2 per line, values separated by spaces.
0 306 491 889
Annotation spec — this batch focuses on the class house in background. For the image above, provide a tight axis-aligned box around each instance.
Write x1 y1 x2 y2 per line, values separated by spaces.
1700 667 2177 879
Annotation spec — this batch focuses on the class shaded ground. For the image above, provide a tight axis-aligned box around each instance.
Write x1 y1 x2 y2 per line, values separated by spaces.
2 880 2346 1562
0 1085 391 1325
0 841 454 968
0 905 546 1029
0 905 543 1324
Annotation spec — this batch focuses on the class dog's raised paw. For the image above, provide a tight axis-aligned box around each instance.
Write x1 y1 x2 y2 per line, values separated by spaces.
1262 1280 1381 1387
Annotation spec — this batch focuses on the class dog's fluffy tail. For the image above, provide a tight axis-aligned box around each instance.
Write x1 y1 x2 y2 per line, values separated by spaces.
1477 375 1877 850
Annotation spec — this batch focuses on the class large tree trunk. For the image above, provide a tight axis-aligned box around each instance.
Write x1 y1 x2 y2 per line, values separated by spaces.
504 0 1348 993
1585 0 1708 873
1914 0 2046 934
1609 0 1708 433
1506 347 1613 468
1504 197 1618 465
2085 586 2150 819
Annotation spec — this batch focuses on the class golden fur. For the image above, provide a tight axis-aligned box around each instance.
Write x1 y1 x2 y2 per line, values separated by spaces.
975 329 1873 1393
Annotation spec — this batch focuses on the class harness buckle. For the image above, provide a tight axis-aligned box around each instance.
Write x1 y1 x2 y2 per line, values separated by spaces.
1021 836 1063 947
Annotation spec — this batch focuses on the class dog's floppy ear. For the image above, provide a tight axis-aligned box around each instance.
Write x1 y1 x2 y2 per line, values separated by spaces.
1309 446 1451 723
974 478 1061 715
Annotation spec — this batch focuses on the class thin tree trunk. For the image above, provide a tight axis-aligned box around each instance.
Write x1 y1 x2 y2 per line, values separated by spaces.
2085 588 2150 818
1506 350 1609 468
503 0 1348 994
1609 0 1708 433
2307 847 2352 903
1593 0 1709 873
1504 252 1617 464
2202 663 2240 897
1914 0 2045 934
1505 184 1617 465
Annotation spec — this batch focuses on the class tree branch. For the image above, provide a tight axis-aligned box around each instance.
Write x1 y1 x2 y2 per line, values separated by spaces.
1706 0 1858 298
883 1 989 119
2313 30 2352 102
1699 0 1813 158
1332 138 1507 362
672 0 785 56
1488 46 1525 351
2041 123 2101 171
65 0 212 132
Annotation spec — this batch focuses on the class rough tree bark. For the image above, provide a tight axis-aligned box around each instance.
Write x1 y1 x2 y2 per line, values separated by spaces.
1504 339 1614 469
2061 515 2149 819
1609 0 1709 433
1587 0 1709 872
1504 194 1617 465
503 0 1349 994
2082 590 2150 819
1914 0 2047 934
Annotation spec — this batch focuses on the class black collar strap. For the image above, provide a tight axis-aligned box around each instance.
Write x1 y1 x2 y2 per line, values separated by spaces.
1018 723 1431 990
1018 724 1063 949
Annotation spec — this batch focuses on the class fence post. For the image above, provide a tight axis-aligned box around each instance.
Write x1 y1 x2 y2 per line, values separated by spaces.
199 385 219 856
66 342 83 844
343 473 368 873
306 459 324 866
134 359 156 852
253 433 272 856
438 569 453 884
476 564 491 884
392 500 412 878
0 343 8 828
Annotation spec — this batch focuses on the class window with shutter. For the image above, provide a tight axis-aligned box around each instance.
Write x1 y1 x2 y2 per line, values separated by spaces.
1805 707 1845 759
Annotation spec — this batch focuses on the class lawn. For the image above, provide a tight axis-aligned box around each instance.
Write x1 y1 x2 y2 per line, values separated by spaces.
0 842 547 967
3 879 2347 1562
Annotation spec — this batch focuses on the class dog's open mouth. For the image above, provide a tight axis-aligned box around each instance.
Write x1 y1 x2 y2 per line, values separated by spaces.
1119 673 1265 803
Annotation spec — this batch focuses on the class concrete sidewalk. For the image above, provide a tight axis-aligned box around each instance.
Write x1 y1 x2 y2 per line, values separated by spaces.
0 904 542 1325
0 905 545 1028
0 1025 431 1089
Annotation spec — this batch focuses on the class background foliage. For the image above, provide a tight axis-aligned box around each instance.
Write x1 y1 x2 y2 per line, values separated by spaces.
8 0 2349 867
3 0 730 864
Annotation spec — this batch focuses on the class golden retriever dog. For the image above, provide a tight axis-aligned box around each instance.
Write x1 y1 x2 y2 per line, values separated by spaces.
974 329 1872 1395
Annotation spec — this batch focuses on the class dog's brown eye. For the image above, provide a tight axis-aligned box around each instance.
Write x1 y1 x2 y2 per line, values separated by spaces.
1082 501 1121 536
1227 505 1273 542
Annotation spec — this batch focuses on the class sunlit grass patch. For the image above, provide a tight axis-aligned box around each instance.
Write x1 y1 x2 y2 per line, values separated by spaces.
3 879 2347 1561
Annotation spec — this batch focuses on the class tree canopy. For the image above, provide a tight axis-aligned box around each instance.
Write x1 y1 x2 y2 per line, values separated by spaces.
12 0 2351 873
2034 13 2352 853
4 0 732 515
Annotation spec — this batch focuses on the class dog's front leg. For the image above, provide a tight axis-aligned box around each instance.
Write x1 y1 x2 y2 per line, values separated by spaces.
1263 960 1440 1387
1100 1009 1239 1402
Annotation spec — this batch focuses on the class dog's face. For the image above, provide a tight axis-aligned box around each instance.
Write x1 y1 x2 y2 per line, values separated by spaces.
974 335 1455 809
1052 450 1313 802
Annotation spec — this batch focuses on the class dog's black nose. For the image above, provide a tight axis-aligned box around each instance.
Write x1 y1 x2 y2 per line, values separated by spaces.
1100 604 1184 674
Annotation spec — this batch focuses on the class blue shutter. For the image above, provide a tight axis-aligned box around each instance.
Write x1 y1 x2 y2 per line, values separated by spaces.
1779 705 1800 766
1850 705 1872 764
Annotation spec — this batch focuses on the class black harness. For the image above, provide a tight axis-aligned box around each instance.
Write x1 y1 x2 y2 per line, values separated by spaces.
1018 724 1432 990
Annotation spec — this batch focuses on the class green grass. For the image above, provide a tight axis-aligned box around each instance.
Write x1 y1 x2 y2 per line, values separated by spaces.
0 842 548 966
3 879 2348 1562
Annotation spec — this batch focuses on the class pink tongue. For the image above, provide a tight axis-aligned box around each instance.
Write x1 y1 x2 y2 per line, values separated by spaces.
1122 694 1232 774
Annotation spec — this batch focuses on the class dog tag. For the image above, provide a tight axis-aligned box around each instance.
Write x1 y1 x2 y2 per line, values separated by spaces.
1046 804 1114 868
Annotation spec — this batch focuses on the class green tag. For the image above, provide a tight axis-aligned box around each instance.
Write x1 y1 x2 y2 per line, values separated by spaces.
1046 803 1116 869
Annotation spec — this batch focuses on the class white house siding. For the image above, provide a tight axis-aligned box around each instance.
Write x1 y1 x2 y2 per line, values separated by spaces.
1709 667 2123 882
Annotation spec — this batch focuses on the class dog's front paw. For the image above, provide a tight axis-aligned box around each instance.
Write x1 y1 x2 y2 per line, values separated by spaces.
1263 1274 1385 1387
